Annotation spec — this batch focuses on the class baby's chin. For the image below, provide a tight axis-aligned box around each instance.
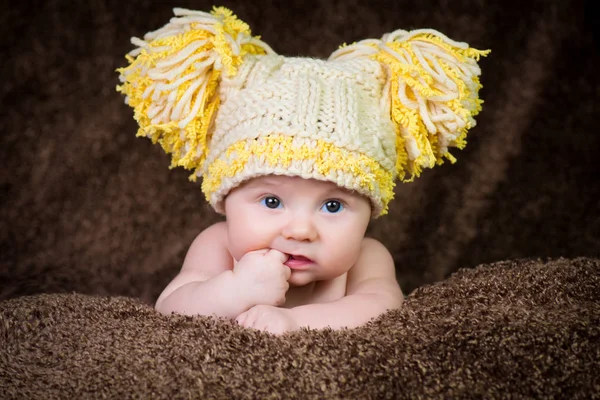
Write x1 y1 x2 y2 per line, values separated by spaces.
288 274 313 287
287 270 322 287
287 271 340 287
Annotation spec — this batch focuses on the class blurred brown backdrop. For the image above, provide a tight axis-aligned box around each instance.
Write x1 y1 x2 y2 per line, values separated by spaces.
1 0 598 303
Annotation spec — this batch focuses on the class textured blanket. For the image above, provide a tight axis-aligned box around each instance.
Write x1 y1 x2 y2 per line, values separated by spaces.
2 258 599 398
1 0 599 398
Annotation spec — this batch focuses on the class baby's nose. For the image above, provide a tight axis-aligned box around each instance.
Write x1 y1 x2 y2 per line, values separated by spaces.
282 215 317 242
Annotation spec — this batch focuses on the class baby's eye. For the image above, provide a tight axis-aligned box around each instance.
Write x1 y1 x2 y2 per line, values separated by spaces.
261 196 282 209
321 200 344 213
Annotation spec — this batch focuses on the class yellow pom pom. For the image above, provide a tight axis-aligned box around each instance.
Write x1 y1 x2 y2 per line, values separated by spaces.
331 29 490 180
116 7 274 179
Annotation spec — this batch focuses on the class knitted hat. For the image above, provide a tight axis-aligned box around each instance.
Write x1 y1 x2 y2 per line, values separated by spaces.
117 7 489 216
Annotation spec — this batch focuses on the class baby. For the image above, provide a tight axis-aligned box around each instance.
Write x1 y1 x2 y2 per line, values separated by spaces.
155 175 401 334
117 7 488 334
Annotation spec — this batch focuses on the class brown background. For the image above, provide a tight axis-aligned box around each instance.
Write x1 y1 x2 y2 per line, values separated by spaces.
1 0 599 303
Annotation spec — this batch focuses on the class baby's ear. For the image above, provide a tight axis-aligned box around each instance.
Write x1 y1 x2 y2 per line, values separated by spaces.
116 7 275 180
330 30 490 181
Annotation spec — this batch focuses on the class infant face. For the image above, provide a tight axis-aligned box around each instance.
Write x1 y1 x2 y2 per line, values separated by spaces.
224 175 372 286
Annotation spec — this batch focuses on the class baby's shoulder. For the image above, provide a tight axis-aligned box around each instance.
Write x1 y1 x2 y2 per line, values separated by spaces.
358 237 391 256
190 221 228 248
203 221 228 236
350 236 395 274
182 221 232 272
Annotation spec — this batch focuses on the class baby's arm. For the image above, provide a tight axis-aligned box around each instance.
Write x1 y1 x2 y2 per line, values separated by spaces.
288 238 403 330
155 223 290 319
154 223 241 318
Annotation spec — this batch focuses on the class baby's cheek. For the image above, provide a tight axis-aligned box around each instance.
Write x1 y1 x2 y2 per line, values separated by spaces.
228 233 271 261
227 231 250 261
229 241 255 261
342 243 363 268
325 249 359 276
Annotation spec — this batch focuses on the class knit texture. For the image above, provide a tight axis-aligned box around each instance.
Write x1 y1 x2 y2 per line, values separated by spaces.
203 55 396 214
116 7 488 215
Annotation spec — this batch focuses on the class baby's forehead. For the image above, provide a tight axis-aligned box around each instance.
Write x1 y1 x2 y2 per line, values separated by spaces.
242 175 353 195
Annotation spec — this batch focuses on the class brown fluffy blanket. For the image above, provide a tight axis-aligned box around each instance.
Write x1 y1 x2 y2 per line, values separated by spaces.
1 0 599 397
2 257 599 398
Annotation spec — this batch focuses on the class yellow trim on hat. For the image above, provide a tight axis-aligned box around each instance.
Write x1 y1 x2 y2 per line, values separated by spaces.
201 135 395 215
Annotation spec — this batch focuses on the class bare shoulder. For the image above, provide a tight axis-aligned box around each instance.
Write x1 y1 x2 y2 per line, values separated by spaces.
346 237 402 299
359 237 394 265
189 221 228 247
181 221 231 273
360 237 392 256
348 237 396 279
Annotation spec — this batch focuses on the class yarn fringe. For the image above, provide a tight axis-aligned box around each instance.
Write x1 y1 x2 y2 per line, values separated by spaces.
116 7 273 178
331 29 490 180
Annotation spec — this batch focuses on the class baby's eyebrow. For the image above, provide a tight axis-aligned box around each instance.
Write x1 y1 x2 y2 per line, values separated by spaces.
323 187 355 198
259 179 283 187
243 178 282 189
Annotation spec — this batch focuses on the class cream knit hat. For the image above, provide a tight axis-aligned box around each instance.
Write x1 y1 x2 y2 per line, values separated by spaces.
117 7 489 216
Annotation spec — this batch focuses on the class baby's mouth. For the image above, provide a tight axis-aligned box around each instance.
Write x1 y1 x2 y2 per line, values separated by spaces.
285 254 313 268
287 254 311 262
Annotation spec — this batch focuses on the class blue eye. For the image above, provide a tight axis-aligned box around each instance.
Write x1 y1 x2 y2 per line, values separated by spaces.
261 196 282 209
321 200 344 213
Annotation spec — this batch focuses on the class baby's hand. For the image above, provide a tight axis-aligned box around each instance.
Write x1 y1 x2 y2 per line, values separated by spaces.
233 249 291 308
236 305 299 335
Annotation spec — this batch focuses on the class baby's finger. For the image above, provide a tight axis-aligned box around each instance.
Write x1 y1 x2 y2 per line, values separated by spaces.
236 309 256 328
240 308 259 328
265 249 289 264
243 249 270 257
235 311 248 326
256 321 270 333
283 265 291 280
